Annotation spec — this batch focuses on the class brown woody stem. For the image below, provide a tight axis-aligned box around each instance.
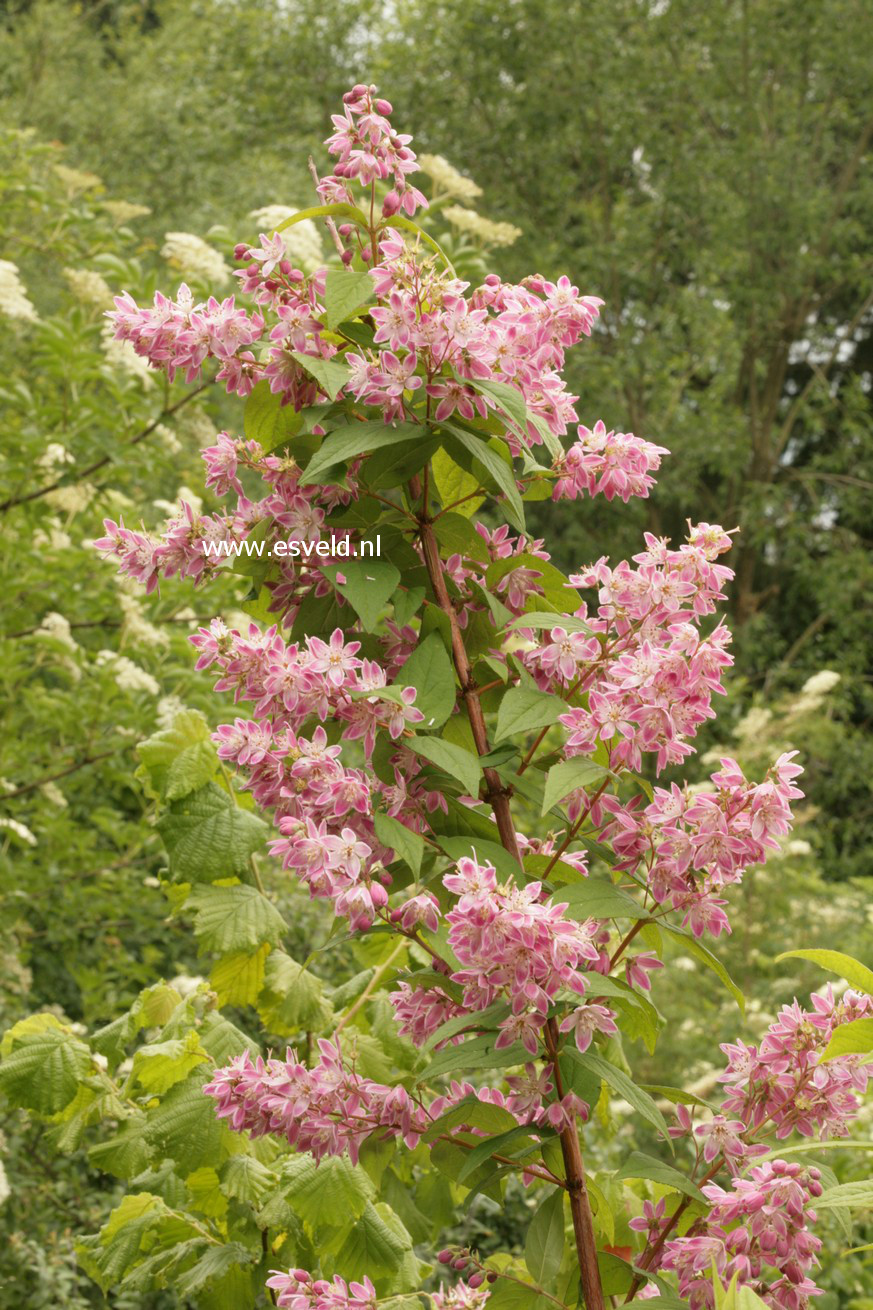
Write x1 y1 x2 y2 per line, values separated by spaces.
410 471 605 1310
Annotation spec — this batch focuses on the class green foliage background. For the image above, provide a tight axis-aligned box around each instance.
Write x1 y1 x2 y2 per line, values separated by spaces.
0 1 871 1305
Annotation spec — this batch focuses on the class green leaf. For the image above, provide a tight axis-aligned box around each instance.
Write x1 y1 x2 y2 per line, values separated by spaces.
374 812 425 875
506 612 592 635
435 835 523 879
391 585 425 627
398 632 456 729
775 949 873 994
323 269 374 330
559 879 647 922
541 759 612 815
243 379 303 446
614 1150 706 1202
820 1016 873 1062
423 1034 528 1081
334 1200 413 1280
275 201 368 232
425 1001 511 1051
88 1117 153 1179
219 1155 277 1206
665 925 745 1013
301 420 420 484
816 1181 873 1210
144 1075 226 1170
156 782 268 881
290 350 350 401
364 434 440 488
570 1050 668 1138
494 685 562 743
280 1154 374 1227
325 557 400 631
430 447 484 517
186 884 287 953
138 710 216 801
257 949 333 1035
457 1125 541 1183
463 374 530 438
408 736 482 797
0 1027 90 1114
133 1032 209 1094
525 1188 565 1284
210 944 270 1007
174 1243 257 1298
442 423 525 532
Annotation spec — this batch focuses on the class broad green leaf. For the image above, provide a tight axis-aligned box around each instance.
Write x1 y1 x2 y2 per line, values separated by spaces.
374 811 425 876
133 1032 209 1094
820 1017 873 1061
457 1125 541 1183
397 632 457 728
219 1155 277 1206
436 835 523 879
186 1165 228 1219
0 1027 90 1114
324 269 374 329
408 736 482 797
525 1188 565 1284
430 447 484 517
174 1243 257 1298
443 424 525 532
776 949 873 994
541 759 612 815
570 1050 668 1138
156 783 268 881
334 1200 413 1280
423 1035 528 1082
301 420 420 484
364 433 440 487
614 1150 705 1202
257 949 333 1035
137 709 216 801
89 1117 153 1179
144 1075 226 1170
463 374 529 438
424 1095 519 1140
243 379 303 446
210 943 270 1007
639 1084 717 1111
559 879 647 922
391 585 425 627
290 350 350 401
280 1153 374 1226
495 686 562 743
506 611 592 634
432 510 490 560
186 884 287 953
325 557 400 631
425 1001 511 1051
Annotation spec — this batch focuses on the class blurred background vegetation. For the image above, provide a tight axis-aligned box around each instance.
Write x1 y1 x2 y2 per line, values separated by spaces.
0 0 871 1305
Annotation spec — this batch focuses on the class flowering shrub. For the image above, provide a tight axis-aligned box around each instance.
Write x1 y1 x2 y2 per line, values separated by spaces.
4 86 873 1310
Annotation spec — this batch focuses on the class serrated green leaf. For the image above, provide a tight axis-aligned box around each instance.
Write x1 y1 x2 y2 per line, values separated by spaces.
243 379 303 446
0 1028 91 1114
431 447 484 517
256 950 333 1035
144 1074 226 1170
569 1049 668 1138
210 943 270 1007
174 1243 257 1298
334 1200 412 1279
443 423 524 532
133 1031 209 1094
506 611 592 635
559 879 647 922
138 710 217 801
280 1153 374 1226
186 884 287 953
156 782 268 881
88 1116 153 1179
219 1155 278 1206
614 1150 705 1202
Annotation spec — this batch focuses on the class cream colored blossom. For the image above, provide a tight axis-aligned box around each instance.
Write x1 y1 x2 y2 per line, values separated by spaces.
101 200 151 224
154 423 182 454
443 205 522 248
734 706 773 740
0 818 37 847
248 206 324 273
54 163 101 193
37 443 75 472
156 694 187 729
96 651 160 696
41 781 68 808
44 482 95 514
162 231 230 284
118 591 169 649
35 612 78 650
32 522 73 551
418 154 482 202
63 266 113 309
0 260 38 322
801 670 841 697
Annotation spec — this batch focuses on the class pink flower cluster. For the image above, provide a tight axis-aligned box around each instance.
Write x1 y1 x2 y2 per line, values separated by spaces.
719 986 873 1139
202 1039 427 1165
553 420 668 503
603 752 804 939
265 1271 377 1310
319 83 427 219
660 1162 824 1310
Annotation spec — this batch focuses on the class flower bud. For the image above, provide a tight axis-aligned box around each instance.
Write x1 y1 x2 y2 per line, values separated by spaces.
381 191 401 217
469 1273 485 1288
437 1250 453 1264
375 98 393 115
341 249 354 266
